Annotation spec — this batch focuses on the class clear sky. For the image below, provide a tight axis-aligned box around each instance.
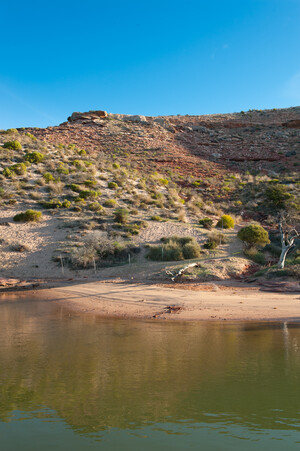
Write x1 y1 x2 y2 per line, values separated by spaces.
1 0 300 128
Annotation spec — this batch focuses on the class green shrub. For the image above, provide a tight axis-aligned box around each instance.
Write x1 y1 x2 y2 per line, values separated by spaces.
112 163 120 169
78 149 86 156
114 208 129 224
24 151 44 164
79 190 101 199
150 215 163 221
104 199 117 207
148 236 200 261
13 209 42 222
42 199 62 209
244 247 266 265
204 231 226 249
10 163 27 175
161 236 194 246
84 180 97 187
68 183 81 192
182 242 201 259
148 240 183 261
3 140 22 150
199 218 213 229
159 178 169 186
237 224 270 248
25 132 36 140
43 172 55 183
216 215 234 229
3 167 14 178
62 199 71 208
108 181 118 189
265 185 292 208
56 163 69 175
88 202 103 212
204 240 218 250
2 128 18 134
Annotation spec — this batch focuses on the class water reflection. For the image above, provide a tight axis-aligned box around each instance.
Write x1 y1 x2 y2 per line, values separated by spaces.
0 299 300 437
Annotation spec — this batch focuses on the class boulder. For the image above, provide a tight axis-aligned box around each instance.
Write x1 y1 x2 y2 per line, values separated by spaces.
89 110 108 118
124 115 148 123
68 110 107 122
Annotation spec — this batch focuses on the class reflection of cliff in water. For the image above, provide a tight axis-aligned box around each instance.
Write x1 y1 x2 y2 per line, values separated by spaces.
0 299 300 434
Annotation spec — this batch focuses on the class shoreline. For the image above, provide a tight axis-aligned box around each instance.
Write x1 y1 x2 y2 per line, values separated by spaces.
1 279 299 322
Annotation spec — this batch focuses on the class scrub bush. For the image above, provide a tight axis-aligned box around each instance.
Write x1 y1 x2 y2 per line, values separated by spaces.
3 140 22 150
237 224 270 248
24 151 45 163
216 215 234 229
13 209 42 222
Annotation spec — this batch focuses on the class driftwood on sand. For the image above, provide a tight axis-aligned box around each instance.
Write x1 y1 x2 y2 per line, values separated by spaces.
166 263 199 282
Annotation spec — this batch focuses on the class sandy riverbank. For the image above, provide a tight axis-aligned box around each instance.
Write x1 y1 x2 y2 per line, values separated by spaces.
1 280 299 321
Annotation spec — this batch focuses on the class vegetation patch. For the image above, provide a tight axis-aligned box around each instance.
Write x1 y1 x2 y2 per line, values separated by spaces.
148 236 201 261
3 140 22 150
13 210 43 222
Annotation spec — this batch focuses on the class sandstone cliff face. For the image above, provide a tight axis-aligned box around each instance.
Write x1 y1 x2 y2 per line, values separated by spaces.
26 106 300 177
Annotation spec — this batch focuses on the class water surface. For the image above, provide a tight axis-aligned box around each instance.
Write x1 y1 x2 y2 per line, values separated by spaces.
1 297 300 450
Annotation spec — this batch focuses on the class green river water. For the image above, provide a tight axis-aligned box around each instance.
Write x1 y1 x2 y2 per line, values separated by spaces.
0 297 300 450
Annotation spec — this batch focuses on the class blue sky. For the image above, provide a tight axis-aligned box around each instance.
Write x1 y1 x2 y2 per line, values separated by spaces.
1 0 300 128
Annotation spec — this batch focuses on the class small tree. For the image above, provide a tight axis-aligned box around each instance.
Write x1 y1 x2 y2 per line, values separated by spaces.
237 224 270 248
278 221 299 269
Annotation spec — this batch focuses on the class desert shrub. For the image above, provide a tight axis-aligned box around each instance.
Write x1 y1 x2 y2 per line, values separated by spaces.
112 163 120 169
68 183 81 192
25 132 36 139
2 128 18 134
87 202 101 212
70 246 98 268
216 215 234 229
182 242 201 259
13 209 42 222
104 199 117 207
244 247 266 265
3 140 22 150
42 199 62 209
72 159 86 170
150 215 163 221
238 224 270 248
3 167 14 178
204 231 225 249
265 185 292 209
79 190 101 199
70 232 136 268
199 218 213 229
24 151 44 164
10 163 27 175
78 149 86 156
264 242 282 257
56 163 69 175
62 199 71 208
161 236 194 246
148 241 183 261
108 181 118 189
114 208 129 224
159 178 169 186
149 236 200 261
43 172 55 183
84 180 97 187
203 239 218 250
